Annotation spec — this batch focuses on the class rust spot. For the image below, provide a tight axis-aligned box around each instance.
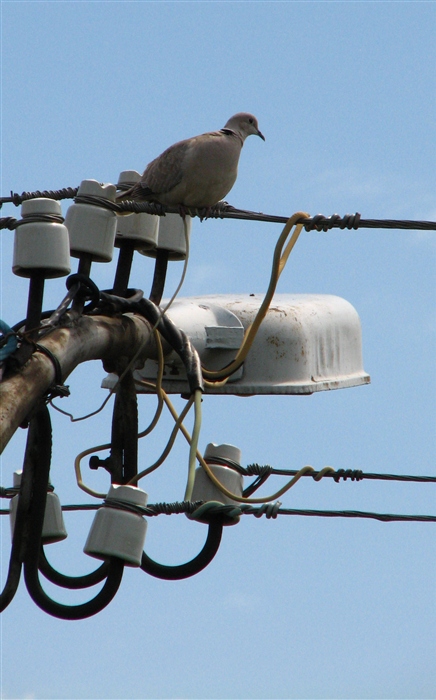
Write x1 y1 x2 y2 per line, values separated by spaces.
266 335 283 348
269 307 287 316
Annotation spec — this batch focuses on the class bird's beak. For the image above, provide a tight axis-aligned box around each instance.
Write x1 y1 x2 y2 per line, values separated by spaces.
257 129 265 141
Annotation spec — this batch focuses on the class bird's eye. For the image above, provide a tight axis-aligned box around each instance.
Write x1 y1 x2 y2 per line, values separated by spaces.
248 118 254 124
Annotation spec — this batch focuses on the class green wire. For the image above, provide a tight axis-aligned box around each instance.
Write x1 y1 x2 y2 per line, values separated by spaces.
184 389 203 501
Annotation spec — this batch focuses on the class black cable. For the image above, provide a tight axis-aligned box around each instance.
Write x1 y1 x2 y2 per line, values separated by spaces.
243 472 272 497
75 197 436 231
267 508 436 523
1 501 433 523
108 369 138 485
21 404 125 620
96 290 204 394
0 186 78 207
140 519 223 580
25 555 124 620
0 217 18 230
0 409 40 612
149 249 169 305
5 274 99 381
0 543 22 612
113 242 136 297
245 464 436 483
11 309 55 333
4 184 434 230
38 547 110 590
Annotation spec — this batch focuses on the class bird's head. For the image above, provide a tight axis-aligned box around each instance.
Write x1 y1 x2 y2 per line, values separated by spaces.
224 113 265 142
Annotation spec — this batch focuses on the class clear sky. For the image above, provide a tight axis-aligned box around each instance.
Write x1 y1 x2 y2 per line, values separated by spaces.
0 1 435 699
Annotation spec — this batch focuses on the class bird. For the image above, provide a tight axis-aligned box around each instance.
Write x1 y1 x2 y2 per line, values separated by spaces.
117 113 265 212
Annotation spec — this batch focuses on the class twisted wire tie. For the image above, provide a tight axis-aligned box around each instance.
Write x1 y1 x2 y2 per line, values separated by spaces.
2 187 79 208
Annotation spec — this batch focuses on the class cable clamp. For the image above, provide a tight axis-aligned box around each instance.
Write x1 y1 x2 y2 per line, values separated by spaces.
304 212 361 232
103 496 147 517
188 501 243 526
14 212 65 227
333 469 363 482
249 501 282 519
0 216 19 230
34 344 70 401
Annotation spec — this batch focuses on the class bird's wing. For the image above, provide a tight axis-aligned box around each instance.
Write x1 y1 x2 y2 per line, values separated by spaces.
139 137 192 196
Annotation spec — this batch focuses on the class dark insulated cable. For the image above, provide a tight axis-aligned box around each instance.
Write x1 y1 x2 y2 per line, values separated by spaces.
140 519 223 580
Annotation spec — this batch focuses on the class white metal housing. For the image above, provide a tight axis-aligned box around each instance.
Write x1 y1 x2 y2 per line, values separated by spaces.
127 294 370 395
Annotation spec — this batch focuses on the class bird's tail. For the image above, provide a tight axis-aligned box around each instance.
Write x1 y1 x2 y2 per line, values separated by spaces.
116 186 135 202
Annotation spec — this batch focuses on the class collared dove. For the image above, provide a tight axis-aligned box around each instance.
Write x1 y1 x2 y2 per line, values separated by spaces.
117 113 265 210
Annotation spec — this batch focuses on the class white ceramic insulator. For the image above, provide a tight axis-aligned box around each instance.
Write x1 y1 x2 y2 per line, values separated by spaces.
115 170 159 250
139 214 191 260
65 180 117 262
84 484 148 567
191 443 244 505
12 198 71 279
9 470 67 544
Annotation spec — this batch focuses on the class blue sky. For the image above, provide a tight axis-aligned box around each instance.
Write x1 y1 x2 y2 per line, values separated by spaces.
0 1 435 699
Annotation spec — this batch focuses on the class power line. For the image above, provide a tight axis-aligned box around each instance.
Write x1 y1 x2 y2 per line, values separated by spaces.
245 464 436 483
1 186 435 231
1 502 434 522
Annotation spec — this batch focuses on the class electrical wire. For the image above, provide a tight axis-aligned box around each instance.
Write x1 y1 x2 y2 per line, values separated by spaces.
50 221 191 424
74 442 112 498
73 340 183 497
197 459 337 504
3 185 434 230
140 519 223 580
184 389 203 501
202 211 309 384
133 394 194 480
2 501 432 524
38 547 110 590
66 259 191 496
137 330 165 438
126 392 195 484
132 375 336 503
257 508 436 523
245 464 436 483
159 217 190 317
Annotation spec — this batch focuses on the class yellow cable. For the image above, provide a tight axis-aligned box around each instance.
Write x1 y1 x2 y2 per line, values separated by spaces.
202 211 309 383
74 213 314 499
130 379 334 503
126 392 194 484
73 380 187 495
196 456 336 504
74 329 166 497
128 381 201 494
74 444 110 499
73 219 190 497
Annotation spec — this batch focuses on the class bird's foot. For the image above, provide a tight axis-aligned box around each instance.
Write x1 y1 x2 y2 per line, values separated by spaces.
196 201 230 221
177 205 192 220
176 202 230 221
